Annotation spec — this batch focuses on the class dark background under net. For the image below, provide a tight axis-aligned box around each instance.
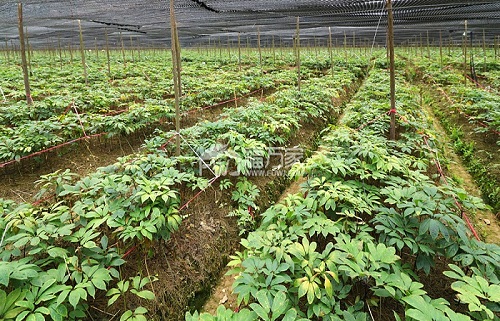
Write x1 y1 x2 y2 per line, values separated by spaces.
0 0 499 49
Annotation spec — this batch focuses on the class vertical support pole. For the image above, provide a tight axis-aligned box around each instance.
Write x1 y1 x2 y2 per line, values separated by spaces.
257 27 262 76
426 30 430 58
105 29 111 77
170 0 181 157
227 35 231 62
439 30 443 66
272 35 275 64
95 37 98 59
238 32 241 71
58 36 63 70
130 36 135 63
482 29 486 72
495 35 498 61
387 0 396 141
463 20 467 85
329 27 333 77
17 3 33 105
78 20 88 84
69 43 73 63
120 32 126 65
295 17 301 91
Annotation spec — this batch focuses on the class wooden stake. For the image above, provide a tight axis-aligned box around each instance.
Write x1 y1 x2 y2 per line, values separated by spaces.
170 0 181 157
105 29 111 77
120 32 126 65
387 0 396 141
426 30 430 58
495 35 498 61
482 29 486 72
58 36 62 69
295 17 301 91
17 3 33 105
238 33 241 71
439 30 443 66
329 27 333 77
257 27 262 76
78 20 88 84
463 20 467 85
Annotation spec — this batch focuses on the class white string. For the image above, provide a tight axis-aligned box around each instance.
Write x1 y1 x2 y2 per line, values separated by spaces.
175 132 217 177
370 4 385 59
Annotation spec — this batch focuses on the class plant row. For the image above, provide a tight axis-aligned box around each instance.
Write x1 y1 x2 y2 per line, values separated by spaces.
188 62 500 321
0 60 365 321
0 51 341 163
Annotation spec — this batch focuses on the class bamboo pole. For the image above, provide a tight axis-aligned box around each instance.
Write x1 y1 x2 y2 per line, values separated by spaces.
58 36 62 69
387 0 396 141
439 30 443 66
17 3 33 105
295 17 301 91
329 27 333 77
482 29 486 72
120 32 126 65
105 29 111 77
426 30 430 58
463 20 467 85
238 33 241 71
77 20 88 84
257 27 262 76
170 0 181 157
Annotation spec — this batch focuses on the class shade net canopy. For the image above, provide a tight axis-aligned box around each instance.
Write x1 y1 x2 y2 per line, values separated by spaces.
0 0 499 48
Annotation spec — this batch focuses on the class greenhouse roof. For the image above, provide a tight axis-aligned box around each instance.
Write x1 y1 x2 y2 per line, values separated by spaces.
0 0 499 48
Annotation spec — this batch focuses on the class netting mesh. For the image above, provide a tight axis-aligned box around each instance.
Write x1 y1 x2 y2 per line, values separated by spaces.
0 1 499 48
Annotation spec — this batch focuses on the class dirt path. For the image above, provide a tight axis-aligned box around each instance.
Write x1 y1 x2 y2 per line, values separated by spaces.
201 72 368 316
420 93 500 244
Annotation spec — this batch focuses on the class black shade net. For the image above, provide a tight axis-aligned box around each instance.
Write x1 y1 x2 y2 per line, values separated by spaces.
0 0 499 48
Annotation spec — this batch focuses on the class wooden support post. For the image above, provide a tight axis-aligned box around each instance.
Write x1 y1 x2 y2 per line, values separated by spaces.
495 35 498 61
130 36 135 63
387 0 396 141
227 35 231 62
272 35 275 64
295 17 301 91
78 20 88 84
170 0 181 157
17 3 33 105
439 30 443 66
482 29 486 72
426 30 430 58
463 20 467 85
105 29 111 77
329 27 333 77
238 33 241 71
120 32 126 65
257 27 262 76
58 36 62 69
95 37 98 59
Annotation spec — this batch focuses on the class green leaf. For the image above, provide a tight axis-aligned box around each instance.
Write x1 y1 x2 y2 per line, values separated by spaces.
120 310 133 321
132 290 155 301
271 292 288 320
250 303 269 321
282 309 298 321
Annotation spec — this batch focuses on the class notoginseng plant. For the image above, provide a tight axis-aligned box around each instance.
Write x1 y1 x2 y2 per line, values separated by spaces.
106 275 157 321
443 264 500 321
228 177 261 235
